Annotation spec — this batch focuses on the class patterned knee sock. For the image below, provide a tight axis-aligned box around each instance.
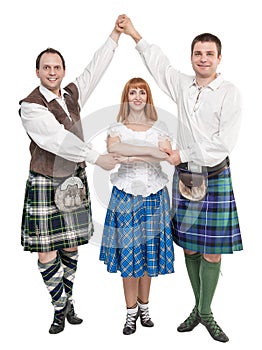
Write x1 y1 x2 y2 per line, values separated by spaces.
59 249 79 303
38 255 67 311
198 257 221 318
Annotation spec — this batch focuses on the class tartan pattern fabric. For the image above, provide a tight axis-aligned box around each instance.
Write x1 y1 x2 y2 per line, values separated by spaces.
99 186 175 277
38 255 67 310
172 167 243 254
58 249 78 302
21 168 93 252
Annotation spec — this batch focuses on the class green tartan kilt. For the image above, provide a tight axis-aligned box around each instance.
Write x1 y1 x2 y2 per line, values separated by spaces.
21 168 93 252
172 167 243 254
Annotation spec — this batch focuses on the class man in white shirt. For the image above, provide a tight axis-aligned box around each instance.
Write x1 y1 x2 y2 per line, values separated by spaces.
19 23 121 334
117 15 243 343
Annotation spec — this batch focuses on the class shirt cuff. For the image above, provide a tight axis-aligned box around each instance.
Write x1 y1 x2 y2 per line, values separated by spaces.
179 149 190 163
107 36 118 50
81 143 100 164
135 38 149 52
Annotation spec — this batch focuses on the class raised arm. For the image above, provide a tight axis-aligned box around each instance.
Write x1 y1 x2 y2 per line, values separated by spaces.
75 20 122 108
116 15 180 102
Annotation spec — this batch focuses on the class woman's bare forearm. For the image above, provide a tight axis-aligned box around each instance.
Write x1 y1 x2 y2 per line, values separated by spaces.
108 142 167 159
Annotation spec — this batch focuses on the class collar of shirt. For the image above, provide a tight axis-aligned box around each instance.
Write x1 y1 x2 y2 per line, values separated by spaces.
189 73 224 91
39 84 69 102
39 84 71 119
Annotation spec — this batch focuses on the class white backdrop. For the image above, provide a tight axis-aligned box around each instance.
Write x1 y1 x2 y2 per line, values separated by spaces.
1 1 261 349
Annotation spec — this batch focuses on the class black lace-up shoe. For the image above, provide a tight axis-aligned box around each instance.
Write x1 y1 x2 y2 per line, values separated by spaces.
139 305 154 327
197 313 229 343
66 302 83 325
177 306 200 332
123 309 139 335
49 303 68 334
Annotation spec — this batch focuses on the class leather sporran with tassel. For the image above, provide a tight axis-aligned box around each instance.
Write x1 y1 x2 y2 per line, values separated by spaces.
178 171 207 201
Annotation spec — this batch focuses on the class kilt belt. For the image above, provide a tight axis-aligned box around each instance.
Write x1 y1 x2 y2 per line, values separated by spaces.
177 157 229 176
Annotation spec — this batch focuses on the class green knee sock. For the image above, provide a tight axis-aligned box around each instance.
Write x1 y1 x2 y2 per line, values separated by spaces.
185 252 201 306
198 257 221 318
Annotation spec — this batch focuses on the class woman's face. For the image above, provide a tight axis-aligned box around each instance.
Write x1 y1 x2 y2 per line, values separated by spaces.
128 87 147 112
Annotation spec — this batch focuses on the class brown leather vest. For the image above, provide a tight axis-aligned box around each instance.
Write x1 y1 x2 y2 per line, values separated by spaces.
19 83 86 177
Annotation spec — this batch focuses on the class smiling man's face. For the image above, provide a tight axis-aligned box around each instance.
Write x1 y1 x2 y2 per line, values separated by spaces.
191 41 221 82
36 53 66 96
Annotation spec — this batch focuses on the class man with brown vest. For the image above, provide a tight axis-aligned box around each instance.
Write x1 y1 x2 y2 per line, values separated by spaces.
19 23 121 334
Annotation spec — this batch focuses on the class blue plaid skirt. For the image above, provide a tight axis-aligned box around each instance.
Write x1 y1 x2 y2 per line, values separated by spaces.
99 186 175 277
172 167 243 254
21 168 93 252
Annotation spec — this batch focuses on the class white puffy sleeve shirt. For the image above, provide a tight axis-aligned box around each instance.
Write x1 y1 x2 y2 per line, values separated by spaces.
109 121 171 197
135 39 242 167
20 37 118 164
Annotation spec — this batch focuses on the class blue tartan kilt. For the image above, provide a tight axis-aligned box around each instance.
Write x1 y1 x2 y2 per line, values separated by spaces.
172 167 243 254
21 168 93 252
99 186 175 278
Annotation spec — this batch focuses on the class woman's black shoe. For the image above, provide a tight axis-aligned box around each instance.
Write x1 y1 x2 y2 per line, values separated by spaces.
139 305 154 327
123 309 139 335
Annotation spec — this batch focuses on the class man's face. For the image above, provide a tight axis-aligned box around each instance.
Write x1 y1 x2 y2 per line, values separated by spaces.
191 41 221 81
36 53 65 96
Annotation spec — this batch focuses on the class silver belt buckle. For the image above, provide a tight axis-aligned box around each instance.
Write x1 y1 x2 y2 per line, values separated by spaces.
188 162 202 173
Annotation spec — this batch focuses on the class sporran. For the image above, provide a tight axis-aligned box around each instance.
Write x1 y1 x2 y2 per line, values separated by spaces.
55 176 86 212
178 171 207 201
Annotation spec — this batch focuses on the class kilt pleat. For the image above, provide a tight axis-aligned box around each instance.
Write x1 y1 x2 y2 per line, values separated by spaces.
172 167 243 254
99 186 175 277
21 168 93 252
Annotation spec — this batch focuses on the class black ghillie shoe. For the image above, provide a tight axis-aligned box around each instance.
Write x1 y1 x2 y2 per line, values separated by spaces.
49 303 68 334
177 306 200 332
139 305 154 327
66 302 83 325
197 313 229 343
123 309 139 335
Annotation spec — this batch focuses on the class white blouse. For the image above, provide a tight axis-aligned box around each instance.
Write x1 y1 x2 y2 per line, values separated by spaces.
108 121 171 197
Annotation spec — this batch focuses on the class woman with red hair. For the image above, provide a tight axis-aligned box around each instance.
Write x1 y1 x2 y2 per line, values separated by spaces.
99 77 175 335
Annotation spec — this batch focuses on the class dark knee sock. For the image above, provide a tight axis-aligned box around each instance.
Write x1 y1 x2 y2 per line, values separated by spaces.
198 257 221 318
185 252 201 306
59 249 79 303
38 255 67 311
